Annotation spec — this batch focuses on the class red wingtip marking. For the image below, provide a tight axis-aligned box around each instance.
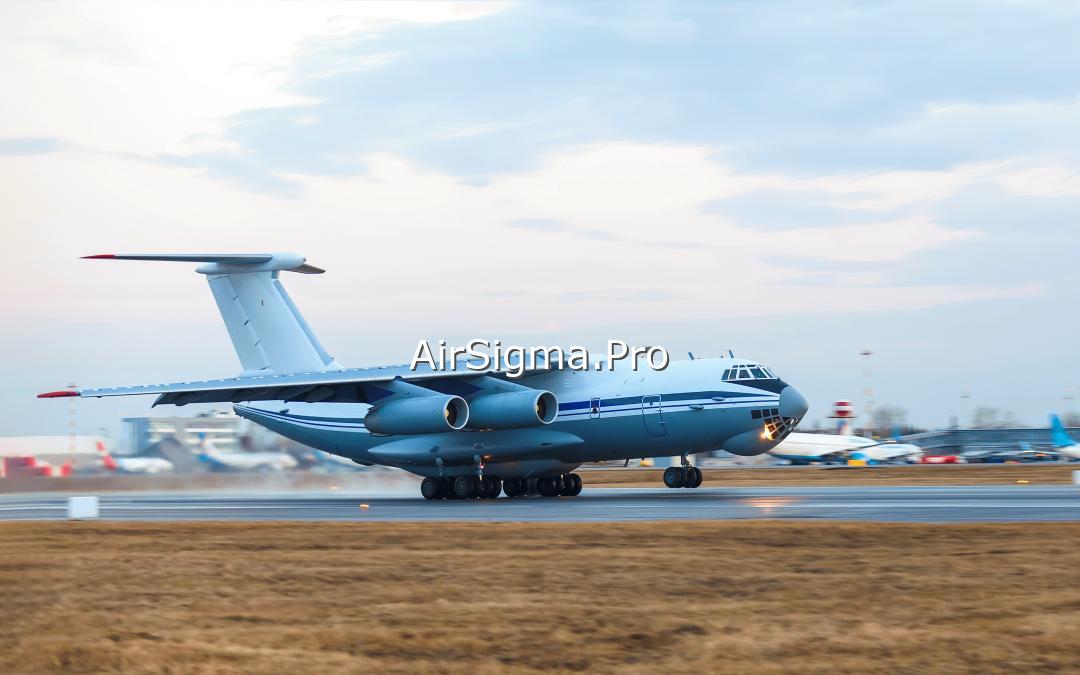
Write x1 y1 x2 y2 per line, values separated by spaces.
38 390 79 398
81 254 116 259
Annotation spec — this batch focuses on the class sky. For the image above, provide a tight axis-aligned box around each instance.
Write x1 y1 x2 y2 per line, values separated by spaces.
2 0 1079 440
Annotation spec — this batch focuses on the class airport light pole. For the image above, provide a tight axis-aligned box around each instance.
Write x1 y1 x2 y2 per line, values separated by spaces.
860 349 874 437
960 385 972 430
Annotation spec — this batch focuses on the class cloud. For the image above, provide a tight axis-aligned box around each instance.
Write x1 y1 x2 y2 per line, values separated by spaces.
144 0 1080 191
0 137 63 156
504 218 569 232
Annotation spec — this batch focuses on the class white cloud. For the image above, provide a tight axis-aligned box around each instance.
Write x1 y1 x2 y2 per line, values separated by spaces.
0 2 508 155
1 139 1027 341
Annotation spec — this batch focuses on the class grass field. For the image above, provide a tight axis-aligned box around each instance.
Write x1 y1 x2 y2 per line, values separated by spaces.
3 521 1080 673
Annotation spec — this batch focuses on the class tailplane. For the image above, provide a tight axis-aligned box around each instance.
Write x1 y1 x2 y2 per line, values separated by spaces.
1050 414 1076 448
83 253 339 374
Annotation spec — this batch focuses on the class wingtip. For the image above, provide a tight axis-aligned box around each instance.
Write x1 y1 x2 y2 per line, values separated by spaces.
38 390 79 399
81 254 115 259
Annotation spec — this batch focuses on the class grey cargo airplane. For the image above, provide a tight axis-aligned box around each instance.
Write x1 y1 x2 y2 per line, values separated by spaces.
40 253 809 500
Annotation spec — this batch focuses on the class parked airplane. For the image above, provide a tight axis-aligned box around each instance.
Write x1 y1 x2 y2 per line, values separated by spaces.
962 442 1060 464
197 438 298 472
768 432 923 465
1050 414 1080 460
40 253 808 499
97 440 174 474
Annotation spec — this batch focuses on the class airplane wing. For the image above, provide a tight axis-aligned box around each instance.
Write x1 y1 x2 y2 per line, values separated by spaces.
38 362 551 407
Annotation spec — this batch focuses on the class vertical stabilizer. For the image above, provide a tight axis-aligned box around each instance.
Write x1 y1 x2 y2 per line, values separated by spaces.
1050 414 1076 448
83 253 339 374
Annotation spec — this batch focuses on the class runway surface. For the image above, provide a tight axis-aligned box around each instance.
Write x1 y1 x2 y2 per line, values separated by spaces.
1 485 1079 522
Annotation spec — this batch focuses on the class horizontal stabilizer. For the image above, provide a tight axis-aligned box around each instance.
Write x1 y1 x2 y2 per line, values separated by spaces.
84 253 272 264
82 253 324 274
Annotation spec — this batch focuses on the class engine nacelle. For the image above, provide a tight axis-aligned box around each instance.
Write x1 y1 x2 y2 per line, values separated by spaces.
364 395 469 435
466 390 558 429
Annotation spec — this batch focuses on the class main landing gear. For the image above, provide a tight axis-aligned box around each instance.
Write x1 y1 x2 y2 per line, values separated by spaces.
420 473 583 500
663 465 703 489
532 473 582 498
420 475 501 500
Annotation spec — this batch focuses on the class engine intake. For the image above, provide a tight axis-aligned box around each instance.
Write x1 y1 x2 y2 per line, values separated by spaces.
364 395 469 435
466 390 558 429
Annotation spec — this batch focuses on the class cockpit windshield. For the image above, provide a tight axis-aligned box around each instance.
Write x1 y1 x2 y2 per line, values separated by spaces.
722 364 777 382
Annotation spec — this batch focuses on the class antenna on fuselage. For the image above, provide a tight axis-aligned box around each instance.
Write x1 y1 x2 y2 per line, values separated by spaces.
688 352 695 360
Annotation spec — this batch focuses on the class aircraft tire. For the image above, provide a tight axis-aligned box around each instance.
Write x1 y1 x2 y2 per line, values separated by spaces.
688 467 703 488
480 476 501 499
663 466 683 488
564 473 583 496
421 477 444 500
453 475 479 499
502 479 520 498
565 473 583 494
537 476 560 497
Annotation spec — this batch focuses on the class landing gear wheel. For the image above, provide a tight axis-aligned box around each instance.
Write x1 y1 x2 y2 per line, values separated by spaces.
504 478 527 498
663 466 684 488
480 476 502 499
688 467 703 488
452 475 479 499
421 477 445 500
537 476 560 497
561 473 583 496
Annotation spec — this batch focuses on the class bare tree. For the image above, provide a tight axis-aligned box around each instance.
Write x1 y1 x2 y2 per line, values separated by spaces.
972 406 1000 429
872 405 908 434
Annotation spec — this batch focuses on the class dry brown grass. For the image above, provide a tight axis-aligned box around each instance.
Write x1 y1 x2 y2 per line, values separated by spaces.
585 464 1079 487
2 521 1080 674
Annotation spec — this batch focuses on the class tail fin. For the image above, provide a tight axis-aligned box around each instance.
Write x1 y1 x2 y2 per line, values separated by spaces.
1050 414 1076 448
83 253 339 374
96 440 118 471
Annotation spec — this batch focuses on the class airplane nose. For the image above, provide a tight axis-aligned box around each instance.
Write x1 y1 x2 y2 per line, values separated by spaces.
779 386 809 419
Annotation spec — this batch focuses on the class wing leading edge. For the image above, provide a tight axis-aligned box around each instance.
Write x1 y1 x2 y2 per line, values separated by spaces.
37 362 554 406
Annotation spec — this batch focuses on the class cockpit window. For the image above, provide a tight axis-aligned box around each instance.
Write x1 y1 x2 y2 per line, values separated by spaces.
724 364 779 381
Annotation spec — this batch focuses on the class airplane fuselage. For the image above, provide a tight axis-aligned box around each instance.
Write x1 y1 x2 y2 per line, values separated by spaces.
236 357 808 480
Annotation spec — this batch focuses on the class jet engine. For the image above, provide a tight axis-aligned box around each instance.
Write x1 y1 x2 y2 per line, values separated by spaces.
466 390 558 429
364 395 469 435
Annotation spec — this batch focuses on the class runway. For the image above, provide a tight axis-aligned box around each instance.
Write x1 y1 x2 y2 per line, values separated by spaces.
1 485 1079 522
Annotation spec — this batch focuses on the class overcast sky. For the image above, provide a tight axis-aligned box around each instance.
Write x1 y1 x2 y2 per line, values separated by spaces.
2 1 1079 439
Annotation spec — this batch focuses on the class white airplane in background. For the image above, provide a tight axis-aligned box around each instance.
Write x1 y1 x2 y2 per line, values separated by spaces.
97 441 174 474
768 432 924 465
198 438 298 472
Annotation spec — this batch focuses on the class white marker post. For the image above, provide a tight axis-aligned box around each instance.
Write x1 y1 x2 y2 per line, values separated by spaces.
67 495 99 519
1073 470 1080 486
